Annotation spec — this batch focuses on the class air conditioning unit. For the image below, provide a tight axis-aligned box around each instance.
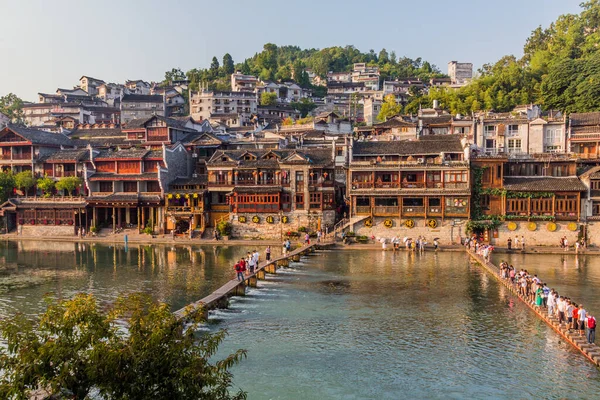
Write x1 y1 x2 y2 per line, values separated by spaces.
192 153 198 158
192 173 198 178
417 158 425 164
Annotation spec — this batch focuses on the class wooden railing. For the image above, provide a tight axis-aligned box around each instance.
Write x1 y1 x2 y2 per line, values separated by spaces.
373 206 398 216
402 206 425 215
355 206 371 215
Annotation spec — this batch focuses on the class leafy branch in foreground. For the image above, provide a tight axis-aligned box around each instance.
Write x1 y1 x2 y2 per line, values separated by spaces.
0 293 247 400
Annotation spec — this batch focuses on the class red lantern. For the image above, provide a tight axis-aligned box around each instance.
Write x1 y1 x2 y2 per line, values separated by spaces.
30 219 35 225
323 172 328 178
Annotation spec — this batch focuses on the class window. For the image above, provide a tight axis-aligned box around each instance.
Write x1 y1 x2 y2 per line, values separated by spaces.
444 171 468 182
507 124 519 135
481 195 491 211
99 182 113 192
123 181 137 192
591 180 600 190
309 193 322 209
507 139 522 153
593 201 600 216
336 147 344 157
146 181 160 192
295 193 304 209
485 139 496 151
484 125 496 135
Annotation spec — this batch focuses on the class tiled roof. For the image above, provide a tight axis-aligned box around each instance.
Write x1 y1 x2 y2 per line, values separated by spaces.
123 117 154 129
89 173 158 181
69 127 123 138
121 94 163 103
207 149 333 167
95 148 150 159
503 177 586 192
375 117 416 128
46 149 90 162
353 136 464 156
570 112 600 126
420 115 453 125
3 125 73 146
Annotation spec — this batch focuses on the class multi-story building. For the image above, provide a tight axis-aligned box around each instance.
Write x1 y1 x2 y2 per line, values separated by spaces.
125 80 151 95
346 135 470 242
382 79 425 95
568 112 600 159
473 153 585 245
447 61 473 86
326 71 352 83
79 76 105 96
120 94 165 123
351 63 380 90
205 148 337 236
189 90 258 127
97 83 125 106
231 72 259 92
0 125 74 174
85 145 188 234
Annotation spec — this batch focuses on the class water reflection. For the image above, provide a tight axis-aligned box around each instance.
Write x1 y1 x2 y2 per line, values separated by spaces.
0 240 278 316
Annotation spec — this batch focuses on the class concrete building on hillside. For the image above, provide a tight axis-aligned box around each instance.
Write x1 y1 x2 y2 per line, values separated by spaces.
189 91 257 127
79 76 105 96
448 61 473 86
120 94 165 123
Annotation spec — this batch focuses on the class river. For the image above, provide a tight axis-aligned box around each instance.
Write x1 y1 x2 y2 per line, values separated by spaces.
1 241 599 399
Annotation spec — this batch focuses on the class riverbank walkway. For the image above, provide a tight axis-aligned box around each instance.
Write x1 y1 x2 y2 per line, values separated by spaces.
467 249 600 367
173 241 332 320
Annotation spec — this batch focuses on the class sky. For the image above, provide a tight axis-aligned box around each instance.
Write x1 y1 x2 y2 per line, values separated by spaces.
0 0 583 102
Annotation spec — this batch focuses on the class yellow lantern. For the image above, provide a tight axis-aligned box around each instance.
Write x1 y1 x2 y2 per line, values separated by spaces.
528 222 537 231
568 222 578 231
507 222 517 231
547 222 557 232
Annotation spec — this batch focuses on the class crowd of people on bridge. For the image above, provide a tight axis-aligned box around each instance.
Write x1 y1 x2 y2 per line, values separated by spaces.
234 249 262 281
496 260 596 344
468 236 596 344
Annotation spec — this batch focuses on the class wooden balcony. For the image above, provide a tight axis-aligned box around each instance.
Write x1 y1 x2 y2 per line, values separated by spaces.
401 182 425 189
373 206 398 216
355 206 371 215
12 153 32 160
236 204 280 213
375 182 400 189
402 206 425 216
428 206 443 216
167 206 203 213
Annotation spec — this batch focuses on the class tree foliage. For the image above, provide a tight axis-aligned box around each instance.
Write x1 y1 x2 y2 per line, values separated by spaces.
0 293 247 400
260 92 278 106
0 171 15 203
377 94 402 121
411 1 600 114
36 175 54 197
0 93 24 125
163 68 186 84
55 176 82 196
290 98 317 117
223 53 235 75
14 171 35 195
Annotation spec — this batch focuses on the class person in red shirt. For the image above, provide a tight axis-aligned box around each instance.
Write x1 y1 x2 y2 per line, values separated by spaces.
235 261 243 281
572 306 579 331
587 314 596 344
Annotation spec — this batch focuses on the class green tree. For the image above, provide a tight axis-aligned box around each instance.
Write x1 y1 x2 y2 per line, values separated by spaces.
275 65 292 81
210 56 220 77
0 171 15 203
14 171 35 196
163 68 185 84
36 175 55 197
0 93 24 125
377 94 402 122
223 53 235 75
0 293 247 399
378 48 389 64
291 98 317 117
260 92 278 106
55 176 82 196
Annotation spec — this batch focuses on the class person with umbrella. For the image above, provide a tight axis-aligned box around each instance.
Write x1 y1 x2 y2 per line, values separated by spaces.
433 237 440 251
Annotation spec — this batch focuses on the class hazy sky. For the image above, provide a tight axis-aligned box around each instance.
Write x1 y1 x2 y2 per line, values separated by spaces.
0 0 582 101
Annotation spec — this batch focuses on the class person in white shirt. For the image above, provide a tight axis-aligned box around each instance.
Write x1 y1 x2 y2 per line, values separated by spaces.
578 304 587 335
